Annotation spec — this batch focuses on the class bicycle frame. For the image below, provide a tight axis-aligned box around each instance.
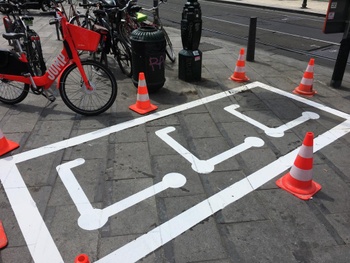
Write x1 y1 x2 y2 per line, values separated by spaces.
0 12 95 91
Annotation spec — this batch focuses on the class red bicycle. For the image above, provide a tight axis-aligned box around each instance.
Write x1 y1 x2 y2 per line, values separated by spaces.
0 10 118 116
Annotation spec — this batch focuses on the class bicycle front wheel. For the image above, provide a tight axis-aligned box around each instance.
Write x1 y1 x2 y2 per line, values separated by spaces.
59 60 117 116
0 80 29 104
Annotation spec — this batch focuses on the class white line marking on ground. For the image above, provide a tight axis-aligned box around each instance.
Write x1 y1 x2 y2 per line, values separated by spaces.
1 82 349 263
56 159 186 230
156 126 264 173
95 120 350 263
224 104 320 137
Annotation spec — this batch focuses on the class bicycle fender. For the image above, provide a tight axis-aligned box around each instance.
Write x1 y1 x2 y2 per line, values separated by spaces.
54 61 74 89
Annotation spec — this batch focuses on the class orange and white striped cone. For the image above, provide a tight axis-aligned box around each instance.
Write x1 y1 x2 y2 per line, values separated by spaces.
74 254 90 263
129 72 158 115
0 128 19 157
293 58 317 96
0 221 8 249
230 48 249 82
276 132 321 200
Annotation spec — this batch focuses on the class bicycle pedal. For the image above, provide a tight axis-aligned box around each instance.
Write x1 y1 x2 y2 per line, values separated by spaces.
42 89 56 102
43 93 56 102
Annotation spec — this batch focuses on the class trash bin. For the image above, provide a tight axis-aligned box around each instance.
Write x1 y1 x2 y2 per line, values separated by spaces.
130 26 166 93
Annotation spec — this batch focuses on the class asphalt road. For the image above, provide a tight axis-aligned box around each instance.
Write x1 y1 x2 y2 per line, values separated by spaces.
143 0 348 68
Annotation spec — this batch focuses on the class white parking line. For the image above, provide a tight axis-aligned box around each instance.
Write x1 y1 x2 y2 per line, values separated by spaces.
1 82 349 263
56 158 186 231
156 126 264 173
224 104 320 137
96 120 350 263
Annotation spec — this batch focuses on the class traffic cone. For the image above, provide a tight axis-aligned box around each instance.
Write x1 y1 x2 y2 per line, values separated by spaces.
276 132 321 200
74 254 90 263
129 72 158 115
0 128 19 157
293 58 317 96
0 221 8 249
230 48 249 82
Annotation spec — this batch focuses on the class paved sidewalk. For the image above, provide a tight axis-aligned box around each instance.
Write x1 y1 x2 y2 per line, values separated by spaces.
224 0 329 15
1 0 350 263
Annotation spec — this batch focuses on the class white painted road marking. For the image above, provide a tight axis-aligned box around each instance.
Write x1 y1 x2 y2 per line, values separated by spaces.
156 126 264 174
224 104 320 137
56 158 187 230
95 120 350 263
1 82 349 263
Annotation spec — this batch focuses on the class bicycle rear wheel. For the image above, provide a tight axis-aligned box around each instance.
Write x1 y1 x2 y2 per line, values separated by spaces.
162 28 175 63
27 30 46 76
118 19 139 48
114 38 132 77
0 80 29 104
69 14 94 29
70 15 96 57
59 60 117 116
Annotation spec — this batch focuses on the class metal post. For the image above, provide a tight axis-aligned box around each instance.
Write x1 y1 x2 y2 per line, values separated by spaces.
302 0 307 8
153 0 159 25
247 17 257 62
55 12 60 40
330 35 350 88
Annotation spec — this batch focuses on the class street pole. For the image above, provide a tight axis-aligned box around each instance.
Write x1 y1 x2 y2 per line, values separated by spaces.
246 17 257 62
330 27 350 88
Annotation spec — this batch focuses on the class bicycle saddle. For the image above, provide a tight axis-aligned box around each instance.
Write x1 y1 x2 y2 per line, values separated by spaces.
2 32 25 40
21 16 35 21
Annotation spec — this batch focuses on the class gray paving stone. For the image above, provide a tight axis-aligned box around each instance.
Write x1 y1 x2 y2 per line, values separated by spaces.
311 163 350 214
163 195 228 263
311 245 350 263
146 124 188 157
226 219 298 263
1 7 349 263
48 205 99 262
151 154 205 197
256 189 340 247
191 136 241 171
111 141 153 180
325 213 350 244
98 235 165 262
0 246 32 263
18 152 62 186
182 112 222 138
107 178 158 236
23 120 75 149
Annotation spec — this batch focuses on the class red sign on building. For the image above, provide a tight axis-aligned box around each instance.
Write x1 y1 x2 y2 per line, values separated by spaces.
323 0 350 34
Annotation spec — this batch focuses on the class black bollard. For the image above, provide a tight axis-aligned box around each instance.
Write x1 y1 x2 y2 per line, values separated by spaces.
302 0 307 8
246 17 257 62
178 0 202 82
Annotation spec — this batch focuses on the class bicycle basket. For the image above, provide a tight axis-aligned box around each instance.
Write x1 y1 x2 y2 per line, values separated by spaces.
67 24 100 52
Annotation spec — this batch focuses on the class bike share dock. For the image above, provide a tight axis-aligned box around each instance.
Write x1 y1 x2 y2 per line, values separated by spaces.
0 2 350 263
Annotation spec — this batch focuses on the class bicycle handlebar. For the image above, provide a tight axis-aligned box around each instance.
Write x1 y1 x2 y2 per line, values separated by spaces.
49 19 59 25
0 1 40 12
134 0 167 12
79 2 99 8
78 0 167 15
52 0 66 4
